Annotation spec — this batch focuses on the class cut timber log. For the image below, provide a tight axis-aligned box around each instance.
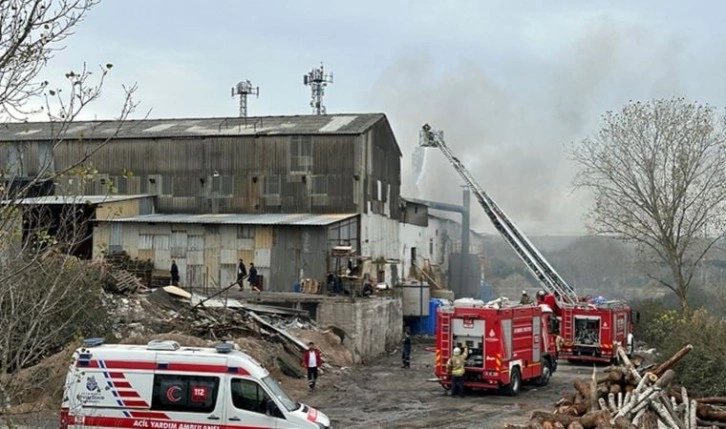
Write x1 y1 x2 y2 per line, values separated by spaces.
652 344 693 377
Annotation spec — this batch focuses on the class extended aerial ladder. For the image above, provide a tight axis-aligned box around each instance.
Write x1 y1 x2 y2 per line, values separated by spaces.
419 124 579 305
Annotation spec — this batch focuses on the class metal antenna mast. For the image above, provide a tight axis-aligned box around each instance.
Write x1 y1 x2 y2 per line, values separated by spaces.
303 63 333 115
231 80 259 117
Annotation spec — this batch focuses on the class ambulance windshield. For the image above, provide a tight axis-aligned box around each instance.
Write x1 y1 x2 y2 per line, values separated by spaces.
262 376 298 412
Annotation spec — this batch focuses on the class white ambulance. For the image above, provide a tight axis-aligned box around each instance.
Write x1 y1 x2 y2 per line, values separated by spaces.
60 338 331 429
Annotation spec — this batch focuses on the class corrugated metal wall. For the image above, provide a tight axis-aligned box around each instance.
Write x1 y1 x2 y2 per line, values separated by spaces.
270 226 328 293
93 222 298 291
1 119 403 221
15 133 367 214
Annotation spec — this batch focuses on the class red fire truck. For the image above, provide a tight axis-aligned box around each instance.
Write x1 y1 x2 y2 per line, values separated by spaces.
434 298 559 396
557 299 633 363
421 124 634 365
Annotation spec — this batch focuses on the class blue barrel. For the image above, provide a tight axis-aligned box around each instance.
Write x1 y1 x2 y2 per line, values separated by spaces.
426 299 444 336
479 282 494 302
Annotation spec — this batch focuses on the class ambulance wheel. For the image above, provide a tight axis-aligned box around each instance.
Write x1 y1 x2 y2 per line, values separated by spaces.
537 360 552 386
504 367 521 396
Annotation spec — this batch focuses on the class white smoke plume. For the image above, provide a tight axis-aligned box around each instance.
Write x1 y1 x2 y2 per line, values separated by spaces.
366 15 711 235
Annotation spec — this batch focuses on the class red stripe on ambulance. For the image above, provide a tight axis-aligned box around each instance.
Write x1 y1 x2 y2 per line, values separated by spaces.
71 415 273 428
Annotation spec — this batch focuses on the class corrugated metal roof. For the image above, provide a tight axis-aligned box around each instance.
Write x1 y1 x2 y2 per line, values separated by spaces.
0 113 386 141
99 212 358 226
6 194 153 205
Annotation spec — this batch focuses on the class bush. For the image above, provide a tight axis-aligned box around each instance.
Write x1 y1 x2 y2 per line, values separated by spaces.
635 304 726 397
0 254 116 374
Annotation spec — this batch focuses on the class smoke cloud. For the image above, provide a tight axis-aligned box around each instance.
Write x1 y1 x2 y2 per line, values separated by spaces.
367 15 695 235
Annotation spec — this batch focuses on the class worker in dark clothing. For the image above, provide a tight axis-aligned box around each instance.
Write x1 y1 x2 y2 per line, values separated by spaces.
401 330 412 368
248 263 259 291
170 260 180 286
237 259 247 289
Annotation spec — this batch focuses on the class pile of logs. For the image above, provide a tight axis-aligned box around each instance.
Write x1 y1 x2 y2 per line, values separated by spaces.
506 344 726 429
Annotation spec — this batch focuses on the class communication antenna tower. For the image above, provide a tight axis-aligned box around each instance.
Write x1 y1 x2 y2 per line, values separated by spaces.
231 80 259 118
303 63 333 115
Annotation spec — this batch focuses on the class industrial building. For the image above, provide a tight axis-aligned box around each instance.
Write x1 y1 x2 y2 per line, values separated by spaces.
0 114 404 291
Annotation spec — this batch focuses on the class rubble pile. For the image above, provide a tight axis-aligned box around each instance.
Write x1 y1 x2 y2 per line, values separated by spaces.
506 344 726 429
7 284 352 413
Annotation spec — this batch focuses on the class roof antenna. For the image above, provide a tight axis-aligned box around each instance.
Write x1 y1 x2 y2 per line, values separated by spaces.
231 80 259 118
303 63 333 115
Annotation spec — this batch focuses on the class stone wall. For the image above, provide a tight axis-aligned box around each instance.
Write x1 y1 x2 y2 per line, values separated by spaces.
317 296 403 364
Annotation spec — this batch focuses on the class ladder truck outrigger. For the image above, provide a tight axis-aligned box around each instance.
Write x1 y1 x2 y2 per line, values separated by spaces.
420 124 634 374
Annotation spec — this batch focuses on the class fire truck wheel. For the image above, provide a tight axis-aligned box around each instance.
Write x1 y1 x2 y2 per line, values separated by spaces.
537 359 552 386
504 367 521 396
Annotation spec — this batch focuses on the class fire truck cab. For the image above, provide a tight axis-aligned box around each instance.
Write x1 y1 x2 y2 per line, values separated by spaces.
60 339 331 429
434 298 559 396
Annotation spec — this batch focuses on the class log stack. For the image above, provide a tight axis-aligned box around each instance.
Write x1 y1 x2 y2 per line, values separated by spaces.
506 344 726 429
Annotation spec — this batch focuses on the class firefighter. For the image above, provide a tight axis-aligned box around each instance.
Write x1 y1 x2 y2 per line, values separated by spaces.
446 345 469 397
520 290 531 305
626 330 635 357
535 290 546 304
401 330 411 368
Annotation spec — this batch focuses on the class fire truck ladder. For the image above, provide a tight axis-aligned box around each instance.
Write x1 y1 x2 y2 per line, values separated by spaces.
419 124 579 305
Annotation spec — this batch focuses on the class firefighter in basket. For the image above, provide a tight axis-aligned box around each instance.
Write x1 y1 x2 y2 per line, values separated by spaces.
446 345 469 397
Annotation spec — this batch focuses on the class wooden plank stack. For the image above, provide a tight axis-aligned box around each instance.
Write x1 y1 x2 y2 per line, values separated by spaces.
506 344 726 429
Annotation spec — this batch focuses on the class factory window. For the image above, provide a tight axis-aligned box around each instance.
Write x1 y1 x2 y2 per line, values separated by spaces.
430 238 434 256
212 175 234 195
263 175 280 196
290 136 312 172
311 175 328 196
237 225 254 239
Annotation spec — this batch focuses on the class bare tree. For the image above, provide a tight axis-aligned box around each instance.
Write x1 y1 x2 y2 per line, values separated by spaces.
0 0 138 416
573 98 726 312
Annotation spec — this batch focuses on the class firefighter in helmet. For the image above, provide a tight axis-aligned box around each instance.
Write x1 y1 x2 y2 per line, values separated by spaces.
446 345 469 397
520 290 532 305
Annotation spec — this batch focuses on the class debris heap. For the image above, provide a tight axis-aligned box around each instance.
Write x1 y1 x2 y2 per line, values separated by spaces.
506 344 726 429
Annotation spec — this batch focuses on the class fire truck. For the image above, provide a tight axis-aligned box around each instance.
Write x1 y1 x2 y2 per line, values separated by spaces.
420 124 633 364
434 298 559 395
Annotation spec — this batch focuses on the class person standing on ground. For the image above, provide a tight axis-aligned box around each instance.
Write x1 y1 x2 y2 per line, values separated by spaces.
237 259 247 290
446 345 469 397
248 262 259 290
401 330 412 368
302 341 322 390
170 260 180 286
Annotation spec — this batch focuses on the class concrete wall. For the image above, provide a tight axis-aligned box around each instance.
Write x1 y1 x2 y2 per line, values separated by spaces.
317 296 403 364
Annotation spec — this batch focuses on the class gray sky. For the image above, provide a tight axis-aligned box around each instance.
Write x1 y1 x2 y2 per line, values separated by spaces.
35 0 726 235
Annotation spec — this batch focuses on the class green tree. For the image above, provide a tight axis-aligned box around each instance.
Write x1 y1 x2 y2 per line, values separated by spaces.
573 99 726 312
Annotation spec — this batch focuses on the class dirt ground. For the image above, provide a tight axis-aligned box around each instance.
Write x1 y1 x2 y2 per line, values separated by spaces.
296 337 594 429
2 338 593 429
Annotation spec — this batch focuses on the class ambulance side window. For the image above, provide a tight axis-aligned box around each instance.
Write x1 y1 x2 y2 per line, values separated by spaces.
151 375 219 413
231 378 272 415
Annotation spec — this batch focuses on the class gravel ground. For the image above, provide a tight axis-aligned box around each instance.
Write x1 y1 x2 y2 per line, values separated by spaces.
297 338 595 429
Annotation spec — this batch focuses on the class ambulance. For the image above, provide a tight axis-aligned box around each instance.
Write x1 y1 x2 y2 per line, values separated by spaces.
60 338 331 429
